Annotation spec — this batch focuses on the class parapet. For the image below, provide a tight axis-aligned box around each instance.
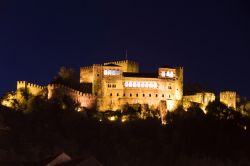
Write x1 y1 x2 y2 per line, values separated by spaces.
93 64 103 67
80 66 94 70
220 91 236 96
17 81 46 90
48 84 94 97
48 83 96 109
103 60 138 65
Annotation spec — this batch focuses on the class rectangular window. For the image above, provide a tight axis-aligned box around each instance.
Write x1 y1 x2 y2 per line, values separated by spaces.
110 93 112 97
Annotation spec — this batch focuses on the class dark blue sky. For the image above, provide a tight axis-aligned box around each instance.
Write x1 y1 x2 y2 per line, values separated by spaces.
0 0 250 97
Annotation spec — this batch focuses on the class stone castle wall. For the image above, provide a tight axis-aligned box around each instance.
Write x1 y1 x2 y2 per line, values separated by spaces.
80 66 94 83
47 84 96 109
220 91 236 109
183 92 216 111
17 81 46 96
97 73 182 111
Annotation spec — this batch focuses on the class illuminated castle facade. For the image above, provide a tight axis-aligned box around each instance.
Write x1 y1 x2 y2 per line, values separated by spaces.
80 60 183 111
1 59 237 113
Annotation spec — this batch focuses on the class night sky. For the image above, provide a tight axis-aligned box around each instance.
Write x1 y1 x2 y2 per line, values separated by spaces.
1 0 250 98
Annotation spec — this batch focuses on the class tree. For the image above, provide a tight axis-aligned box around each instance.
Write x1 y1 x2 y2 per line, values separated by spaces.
187 104 205 119
206 100 238 120
52 67 79 89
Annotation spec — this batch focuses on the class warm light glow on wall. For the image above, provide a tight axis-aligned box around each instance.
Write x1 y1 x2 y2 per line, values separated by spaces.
104 69 120 76
167 100 174 111
108 116 117 121
124 81 158 89
175 90 181 100
121 116 128 122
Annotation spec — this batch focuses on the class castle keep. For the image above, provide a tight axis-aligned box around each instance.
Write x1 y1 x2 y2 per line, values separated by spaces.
80 60 183 111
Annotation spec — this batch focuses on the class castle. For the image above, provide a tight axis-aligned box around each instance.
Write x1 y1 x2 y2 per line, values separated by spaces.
1 60 237 114
80 60 183 111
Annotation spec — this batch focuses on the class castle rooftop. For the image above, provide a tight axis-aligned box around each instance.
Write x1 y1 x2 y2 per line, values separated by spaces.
123 72 158 78
103 63 121 67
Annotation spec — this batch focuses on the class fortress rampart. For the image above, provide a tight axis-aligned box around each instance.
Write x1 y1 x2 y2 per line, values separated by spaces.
47 84 96 109
103 60 138 65
220 91 236 109
183 92 216 112
17 81 46 96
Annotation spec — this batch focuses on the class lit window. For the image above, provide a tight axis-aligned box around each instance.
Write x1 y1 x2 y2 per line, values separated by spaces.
132 82 137 87
161 71 165 77
104 70 108 75
125 81 129 87
111 70 116 75
171 71 174 77
145 82 149 88
167 71 170 77
108 70 112 75
129 81 133 87
153 82 157 88
137 82 140 87
141 82 145 88
149 82 153 88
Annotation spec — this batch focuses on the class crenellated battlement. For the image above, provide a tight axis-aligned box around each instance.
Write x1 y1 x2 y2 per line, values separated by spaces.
80 66 94 70
104 60 138 65
47 83 96 109
93 64 103 67
48 84 94 97
16 81 46 96
27 83 46 90
17 81 27 84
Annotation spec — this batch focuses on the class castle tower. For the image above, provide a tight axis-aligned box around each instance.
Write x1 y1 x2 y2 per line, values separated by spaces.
220 91 236 109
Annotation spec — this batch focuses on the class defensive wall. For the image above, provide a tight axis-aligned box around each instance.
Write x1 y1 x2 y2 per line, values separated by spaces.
47 84 96 109
17 81 46 96
183 92 216 112
220 91 237 109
